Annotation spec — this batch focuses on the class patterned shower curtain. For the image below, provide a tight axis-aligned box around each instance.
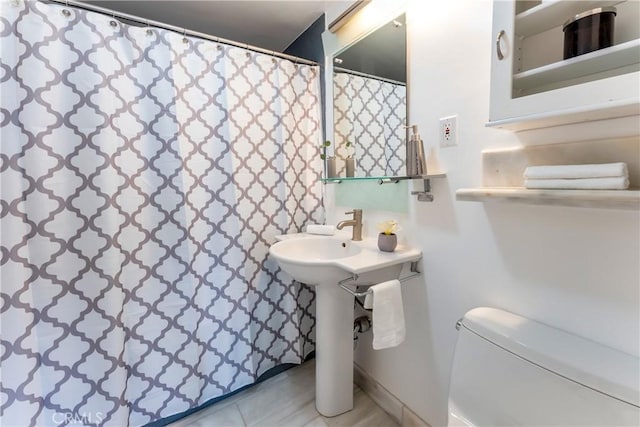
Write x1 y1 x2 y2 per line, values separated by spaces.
0 1 322 425
333 71 406 177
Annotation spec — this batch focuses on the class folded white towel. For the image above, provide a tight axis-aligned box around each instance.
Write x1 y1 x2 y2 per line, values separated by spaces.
525 177 629 190
524 163 628 180
305 224 336 235
370 280 405 350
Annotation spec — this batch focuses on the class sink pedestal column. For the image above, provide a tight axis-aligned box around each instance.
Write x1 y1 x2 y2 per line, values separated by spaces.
315 282 354 417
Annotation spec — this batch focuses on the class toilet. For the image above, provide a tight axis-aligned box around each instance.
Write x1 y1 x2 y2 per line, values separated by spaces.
448 307 640 426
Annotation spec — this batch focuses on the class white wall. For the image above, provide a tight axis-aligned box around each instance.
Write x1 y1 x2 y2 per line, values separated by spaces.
325 0 640 425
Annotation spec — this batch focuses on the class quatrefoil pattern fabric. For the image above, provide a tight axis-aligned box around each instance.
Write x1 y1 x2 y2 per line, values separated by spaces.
0 1 322 425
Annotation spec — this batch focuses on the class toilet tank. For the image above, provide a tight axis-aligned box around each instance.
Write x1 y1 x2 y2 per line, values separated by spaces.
448 307 640 426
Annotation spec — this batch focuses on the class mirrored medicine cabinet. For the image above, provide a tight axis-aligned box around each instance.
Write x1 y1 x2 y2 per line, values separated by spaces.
324 12 409 182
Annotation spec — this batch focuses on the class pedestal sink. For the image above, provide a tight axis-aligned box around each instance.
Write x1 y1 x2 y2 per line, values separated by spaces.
269 234 421 417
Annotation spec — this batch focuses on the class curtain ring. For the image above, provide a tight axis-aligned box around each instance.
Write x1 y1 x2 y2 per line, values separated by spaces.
62 0 70 17
146 20 152 36
182 28 188 44
109 10 117 27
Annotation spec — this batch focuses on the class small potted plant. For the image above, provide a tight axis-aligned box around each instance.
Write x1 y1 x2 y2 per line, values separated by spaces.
344 140 355 177
376 220 399 252
320 140 337 178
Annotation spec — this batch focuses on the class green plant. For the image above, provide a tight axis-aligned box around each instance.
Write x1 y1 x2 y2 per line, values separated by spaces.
344 140 354 158
320 140 331 160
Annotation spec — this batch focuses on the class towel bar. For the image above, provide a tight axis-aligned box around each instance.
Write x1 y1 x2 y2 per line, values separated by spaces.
337 261 421 297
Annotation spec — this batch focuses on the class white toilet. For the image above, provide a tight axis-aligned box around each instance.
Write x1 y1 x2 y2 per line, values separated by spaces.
448 307 640 426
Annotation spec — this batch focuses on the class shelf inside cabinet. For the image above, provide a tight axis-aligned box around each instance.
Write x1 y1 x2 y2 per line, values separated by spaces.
456 187 640 210
513 39 640 92
516 0 620 38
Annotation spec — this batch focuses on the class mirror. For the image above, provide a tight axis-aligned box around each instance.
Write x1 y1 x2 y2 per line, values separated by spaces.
330 13 407 179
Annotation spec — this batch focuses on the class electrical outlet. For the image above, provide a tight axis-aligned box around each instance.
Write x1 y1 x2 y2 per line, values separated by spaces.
440 115 457 147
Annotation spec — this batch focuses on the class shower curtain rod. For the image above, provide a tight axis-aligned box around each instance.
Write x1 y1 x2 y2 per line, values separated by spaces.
334 66 406 86
43 0 318 66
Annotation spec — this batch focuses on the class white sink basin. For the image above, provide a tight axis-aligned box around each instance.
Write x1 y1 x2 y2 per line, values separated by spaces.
272 235 362 260
269 234 421 285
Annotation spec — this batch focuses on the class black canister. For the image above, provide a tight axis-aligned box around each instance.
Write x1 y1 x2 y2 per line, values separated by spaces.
563 7 616 59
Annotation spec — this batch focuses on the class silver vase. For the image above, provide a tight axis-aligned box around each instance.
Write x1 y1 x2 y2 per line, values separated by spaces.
326 156 337 178
345 157 355 177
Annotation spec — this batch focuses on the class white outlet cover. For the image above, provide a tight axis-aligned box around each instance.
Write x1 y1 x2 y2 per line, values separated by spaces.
440 115 457 147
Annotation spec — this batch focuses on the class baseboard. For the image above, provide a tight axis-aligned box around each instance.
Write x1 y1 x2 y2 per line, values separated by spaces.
401 405 431 427
353 363 431 427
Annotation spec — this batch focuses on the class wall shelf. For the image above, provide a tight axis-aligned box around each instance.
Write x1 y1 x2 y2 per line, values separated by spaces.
456 187 640 210
322 173 446 184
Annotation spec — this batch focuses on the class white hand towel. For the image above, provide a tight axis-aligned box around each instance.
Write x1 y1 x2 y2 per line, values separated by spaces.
370 280 405 350
524 163 628 180
363 293 373 310
305 224 336 235
525 177 629 190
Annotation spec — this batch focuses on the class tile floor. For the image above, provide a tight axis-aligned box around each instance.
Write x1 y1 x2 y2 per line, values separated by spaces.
168 360 398 427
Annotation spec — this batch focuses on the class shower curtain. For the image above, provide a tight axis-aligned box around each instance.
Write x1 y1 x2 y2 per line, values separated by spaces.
333 71 406 177
0 1 323 425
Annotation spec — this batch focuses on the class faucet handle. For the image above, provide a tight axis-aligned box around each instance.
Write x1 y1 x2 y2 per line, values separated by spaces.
344 209 362 217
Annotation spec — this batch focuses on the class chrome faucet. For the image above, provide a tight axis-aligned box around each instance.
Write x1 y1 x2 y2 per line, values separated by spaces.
336 209 363 241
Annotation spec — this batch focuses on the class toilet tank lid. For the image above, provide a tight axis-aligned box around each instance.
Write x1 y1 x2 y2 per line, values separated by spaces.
461 307 640 407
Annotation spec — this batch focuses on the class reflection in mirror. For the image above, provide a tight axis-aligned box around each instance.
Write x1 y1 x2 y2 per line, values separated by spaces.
332 13 406 178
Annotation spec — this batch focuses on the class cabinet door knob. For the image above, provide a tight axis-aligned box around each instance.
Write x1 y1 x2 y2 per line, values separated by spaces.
496 30 506 60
